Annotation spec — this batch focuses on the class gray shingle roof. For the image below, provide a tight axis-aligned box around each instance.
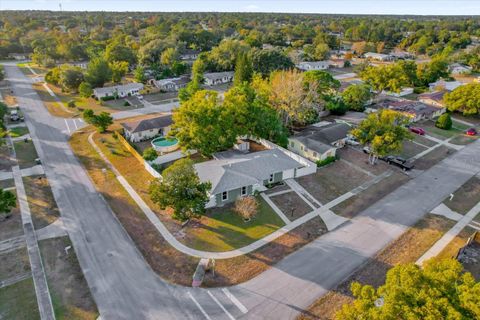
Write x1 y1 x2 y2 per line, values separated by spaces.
121 114 172 134
194 148 302 194
295 122 351 145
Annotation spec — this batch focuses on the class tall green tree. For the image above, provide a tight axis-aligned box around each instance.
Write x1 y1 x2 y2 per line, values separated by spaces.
109 60 129 83
250 48 294 77
445 83 480 115
78 82 93 98
58 66 84 92
336 259 480 320
178 56 205 102
85 57 112 88
233 53 253 86
351 109 411 164
149 158 211 221
134 65 146 83
342 84 373 111
82 109 113 133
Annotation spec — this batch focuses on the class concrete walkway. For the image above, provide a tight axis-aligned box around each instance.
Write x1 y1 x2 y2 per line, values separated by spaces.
285 178 322 208
13 166 55 320
452 117 475 127
0 164 45 181
0 235 26 253
430 203 463 221
151 149 196 165
417 200 480 265
36 218 68 241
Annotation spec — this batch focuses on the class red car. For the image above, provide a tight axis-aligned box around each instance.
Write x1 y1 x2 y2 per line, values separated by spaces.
409 127 425 135
466 128 477 136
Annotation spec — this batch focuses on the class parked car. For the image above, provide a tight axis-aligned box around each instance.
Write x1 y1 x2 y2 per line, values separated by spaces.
466 128 477 136
384 155 414 171
409 127 425 135
10 110 19 121
345 137 360 146
362 146 371 154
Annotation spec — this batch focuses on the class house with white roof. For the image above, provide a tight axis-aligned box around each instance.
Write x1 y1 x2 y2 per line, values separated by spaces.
203 72 234 86
364 52 393 62
429 79 463 92
93 83 144 100
449 63 472 75
149 76 190 92
296 61 330 71
180 49 200 61
194 140 315 208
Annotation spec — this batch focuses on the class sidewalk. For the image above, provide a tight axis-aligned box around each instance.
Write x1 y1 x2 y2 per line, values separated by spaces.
416 200 480 265
13 166 56 320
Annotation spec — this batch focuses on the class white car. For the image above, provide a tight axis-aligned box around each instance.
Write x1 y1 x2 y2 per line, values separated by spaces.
345 138 360 146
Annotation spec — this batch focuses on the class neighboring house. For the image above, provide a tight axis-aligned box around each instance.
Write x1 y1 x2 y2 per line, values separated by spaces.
449 63 472 75
296 61 330 71
371 99 445 122
204 71 234 86
195 140 315 208
429 79 463 92
121 114 172 143
390 51 414 60
149 76 190 92
65 61 88 69
381 87 414 97
364 52 393 61
180 49 200 61
93 83 144 100
8 53 28 60
418 91 446 108
288 122 351 162
328 59 347 68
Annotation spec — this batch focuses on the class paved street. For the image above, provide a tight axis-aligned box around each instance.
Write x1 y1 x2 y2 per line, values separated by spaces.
5 62 480 320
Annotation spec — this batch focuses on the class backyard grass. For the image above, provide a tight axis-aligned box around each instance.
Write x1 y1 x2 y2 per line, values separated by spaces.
8 126 29 138
13 139 38 169
300 214 455 320
0 278 40 320
23 175 60 229
39 236 98 320
182 197 285 252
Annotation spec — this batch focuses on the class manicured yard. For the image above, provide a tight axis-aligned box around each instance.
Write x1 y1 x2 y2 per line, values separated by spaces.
300 214 455 319
182 196 285 252
0 278 40 320
296 160 370 204
39 236 98 320
419 120 468 140
23 175 60 229
8 126 29 138
13 139 38 169
449 134 478 145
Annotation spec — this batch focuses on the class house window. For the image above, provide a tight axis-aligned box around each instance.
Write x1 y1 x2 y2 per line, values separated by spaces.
241 186 247 196
300 145 304 151
290 141 295 148
269 174 274 183
222 191 228 201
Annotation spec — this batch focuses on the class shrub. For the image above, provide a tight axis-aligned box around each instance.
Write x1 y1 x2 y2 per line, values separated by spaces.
435 113 452 130
67 100 76 108
100 95 115 101
234 196 258 221
112 132 118 140
143 147 158 161
123 101 131 107
316 156 337 167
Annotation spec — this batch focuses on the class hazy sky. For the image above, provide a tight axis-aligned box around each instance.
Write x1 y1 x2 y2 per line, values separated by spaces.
2 0 480 15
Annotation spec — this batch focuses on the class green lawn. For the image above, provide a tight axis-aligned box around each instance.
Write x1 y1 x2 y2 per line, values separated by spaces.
183 196 285 252
8 126 29 138
421 121 464 139
0 278 40 320
13 140 38 169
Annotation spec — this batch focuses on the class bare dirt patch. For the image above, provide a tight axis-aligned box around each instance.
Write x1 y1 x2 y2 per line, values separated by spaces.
332 172 409 219
336 147 390 176
296 160 370 204
270 191 312 220
0 144 16 171
23 175 60 229
39 236 98 320
413 145 455 170
0 247 30 281
396 140 427 159
443 176 480 215
299 214 455 320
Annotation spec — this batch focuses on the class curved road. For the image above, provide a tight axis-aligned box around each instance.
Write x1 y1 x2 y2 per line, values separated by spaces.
5 63 480 320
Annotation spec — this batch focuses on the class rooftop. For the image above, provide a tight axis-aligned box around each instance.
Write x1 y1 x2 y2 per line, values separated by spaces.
121 114 172 133
93 82 143 95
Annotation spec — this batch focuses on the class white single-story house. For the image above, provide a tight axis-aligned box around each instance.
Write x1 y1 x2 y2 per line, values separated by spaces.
429 79 463 92
93 83 144 100
296 61 330 71
288 122 351 162
121 114 172 142
8 53 28 60
149 76 190 92
390 51 415 60
364 52 393 61
195 139 315 208
418 91 446 108
328 59 347 68
382 87 414 97
180 49 200 61
449 63 472 75
204 71 234 86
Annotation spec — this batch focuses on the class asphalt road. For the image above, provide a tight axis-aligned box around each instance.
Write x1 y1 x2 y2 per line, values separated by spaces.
5 62 480 320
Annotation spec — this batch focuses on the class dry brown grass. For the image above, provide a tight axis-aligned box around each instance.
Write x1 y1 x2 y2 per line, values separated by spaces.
299 214 455 320
23 175 60 229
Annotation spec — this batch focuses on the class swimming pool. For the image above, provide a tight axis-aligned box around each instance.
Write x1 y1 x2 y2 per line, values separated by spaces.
151 136 179 153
